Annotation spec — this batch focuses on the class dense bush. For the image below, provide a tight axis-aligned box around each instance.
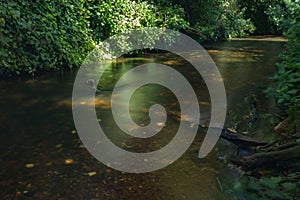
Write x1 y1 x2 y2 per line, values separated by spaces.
172 0 255 41
3 0 291 75
266 4 300 129
238 0 298 35
0 0 95 75
0 0 188 75
193 2 255 40
86 0 188 56
87 0 188 43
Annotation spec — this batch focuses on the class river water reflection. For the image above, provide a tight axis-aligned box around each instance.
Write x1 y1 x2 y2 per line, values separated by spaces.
0 38 285 199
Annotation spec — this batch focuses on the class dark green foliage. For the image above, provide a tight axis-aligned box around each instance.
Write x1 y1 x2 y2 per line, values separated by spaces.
1 0 294 75
266 3 300 129
238 0 298 35
234 174 300 199
0 0 95 75
86 0 188 42
0 0 188 75
172 0 255 41
83 0 189 61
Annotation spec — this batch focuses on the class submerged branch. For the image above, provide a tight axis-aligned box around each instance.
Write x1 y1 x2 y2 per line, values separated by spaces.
234 145 300 169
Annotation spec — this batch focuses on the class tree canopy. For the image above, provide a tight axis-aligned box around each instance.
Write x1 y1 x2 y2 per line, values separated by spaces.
3 0 296 75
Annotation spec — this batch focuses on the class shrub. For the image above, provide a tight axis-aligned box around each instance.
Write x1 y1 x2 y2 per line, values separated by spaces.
172 0 255 41
239 0 299 35
0 0 188 75
0 0 95 75
266 4 300 130
87 0 188 42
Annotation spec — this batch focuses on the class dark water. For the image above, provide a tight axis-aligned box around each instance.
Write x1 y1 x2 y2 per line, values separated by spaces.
0 38 285 199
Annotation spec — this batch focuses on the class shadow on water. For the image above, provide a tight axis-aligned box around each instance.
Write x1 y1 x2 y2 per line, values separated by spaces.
0 38 285 199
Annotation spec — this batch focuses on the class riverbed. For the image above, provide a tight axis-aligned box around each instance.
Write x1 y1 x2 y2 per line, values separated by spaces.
0 37 286 199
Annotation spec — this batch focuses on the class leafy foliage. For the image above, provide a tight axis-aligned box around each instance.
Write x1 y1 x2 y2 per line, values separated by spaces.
234 174 300 199
266 3 300 130
0 0 188 75
239 0 299 35
1 0 294 75
0 0 95 75
86 0 188 56
172 0 255 41
87 0 188 43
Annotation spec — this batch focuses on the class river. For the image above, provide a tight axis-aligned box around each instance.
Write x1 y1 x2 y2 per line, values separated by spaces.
0 37 285 199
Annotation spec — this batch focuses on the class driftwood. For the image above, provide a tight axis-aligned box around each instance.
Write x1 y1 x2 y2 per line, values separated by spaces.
211 128 300 170
232 144 300 169
218 125 300 170
169 110 300 169
259 141 299 152
168 110 268 148
229 134 300 170
220 130 268 148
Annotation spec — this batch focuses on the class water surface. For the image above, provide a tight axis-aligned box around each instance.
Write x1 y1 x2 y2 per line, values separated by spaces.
0 38 285 199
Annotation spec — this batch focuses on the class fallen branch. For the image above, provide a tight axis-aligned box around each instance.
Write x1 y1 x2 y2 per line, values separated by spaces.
232 145 300 169
169 111 268 148
259 142 298 152
169 110 300 170
220 130 268 148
